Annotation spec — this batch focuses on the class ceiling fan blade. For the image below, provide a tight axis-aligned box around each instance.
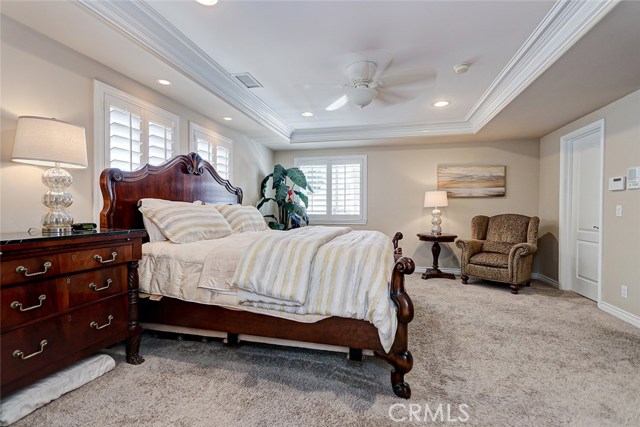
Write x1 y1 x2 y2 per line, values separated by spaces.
378 90 412 103
325 95 348 111
380 70 437 89
370 50 393 80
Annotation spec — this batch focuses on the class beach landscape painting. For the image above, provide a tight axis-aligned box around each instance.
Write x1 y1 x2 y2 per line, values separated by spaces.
437 165 506 198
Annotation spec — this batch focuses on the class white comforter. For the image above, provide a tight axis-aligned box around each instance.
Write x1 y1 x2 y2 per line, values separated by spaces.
139 228 398 351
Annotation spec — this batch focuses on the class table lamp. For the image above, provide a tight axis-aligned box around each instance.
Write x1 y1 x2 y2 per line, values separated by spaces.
12 116 88 234
424 190 448 235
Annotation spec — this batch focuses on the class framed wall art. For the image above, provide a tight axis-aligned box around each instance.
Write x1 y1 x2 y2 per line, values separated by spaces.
437 165 506 198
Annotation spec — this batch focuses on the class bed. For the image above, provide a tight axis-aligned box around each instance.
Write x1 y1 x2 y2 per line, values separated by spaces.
99 152 415 398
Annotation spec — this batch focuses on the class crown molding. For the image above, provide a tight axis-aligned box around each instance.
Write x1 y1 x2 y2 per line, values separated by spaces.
77 0 292 141
77 0 617 144
290 121 474 144
466 0 618 132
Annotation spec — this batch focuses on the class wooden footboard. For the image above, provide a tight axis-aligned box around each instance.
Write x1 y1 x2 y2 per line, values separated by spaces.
100 153 416 398
375 254 415 398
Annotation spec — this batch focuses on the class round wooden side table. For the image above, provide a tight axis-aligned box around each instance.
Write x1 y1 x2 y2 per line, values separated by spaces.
417 233 458 280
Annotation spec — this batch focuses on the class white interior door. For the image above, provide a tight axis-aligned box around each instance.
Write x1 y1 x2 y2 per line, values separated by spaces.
560 121 603 301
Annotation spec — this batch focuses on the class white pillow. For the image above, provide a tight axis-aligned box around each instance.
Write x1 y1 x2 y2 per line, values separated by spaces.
139 203 232 244
217 204 267 233
138 199 203 242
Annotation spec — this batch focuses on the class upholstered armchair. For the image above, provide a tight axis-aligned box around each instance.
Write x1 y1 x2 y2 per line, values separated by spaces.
456 214 539 294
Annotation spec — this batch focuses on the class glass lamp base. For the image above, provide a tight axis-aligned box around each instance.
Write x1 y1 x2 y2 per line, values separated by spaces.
431 207 442 235
40 165 74 234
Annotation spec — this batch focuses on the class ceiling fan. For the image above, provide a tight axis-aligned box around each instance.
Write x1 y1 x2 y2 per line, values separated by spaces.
324 52 436 111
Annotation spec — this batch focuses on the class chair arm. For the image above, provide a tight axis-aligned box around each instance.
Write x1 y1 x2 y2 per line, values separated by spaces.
508 243 537 284
455 239 484 266
509 243 537 260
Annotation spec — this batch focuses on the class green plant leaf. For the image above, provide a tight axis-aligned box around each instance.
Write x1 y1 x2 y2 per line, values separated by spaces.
275 183 289 202
260 174 273 198
293 190 308 207
257 198 275 210
306 183 314 193
268 221 285 230
272 164 286 189
285 167 308 189
284 201 307 218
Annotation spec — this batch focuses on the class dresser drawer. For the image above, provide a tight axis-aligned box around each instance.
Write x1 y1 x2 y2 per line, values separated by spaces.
66 296 129 354
1 318 66 385
65 266 128 308
58 244 133 273
1 255 61 286
1 297 129 386
1 281 60 331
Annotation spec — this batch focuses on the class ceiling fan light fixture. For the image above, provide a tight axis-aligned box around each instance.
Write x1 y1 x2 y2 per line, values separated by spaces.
347 87 378 108
453 63 470 74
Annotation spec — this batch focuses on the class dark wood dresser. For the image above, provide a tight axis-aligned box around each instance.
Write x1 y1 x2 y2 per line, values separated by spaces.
0 229 146 398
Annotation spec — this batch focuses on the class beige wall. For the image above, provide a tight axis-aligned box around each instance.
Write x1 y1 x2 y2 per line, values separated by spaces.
0 17 273 233
275 140 540 270
539 89 640 318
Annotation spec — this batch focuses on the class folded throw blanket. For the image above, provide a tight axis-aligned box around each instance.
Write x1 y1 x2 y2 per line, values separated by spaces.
232 226 351 306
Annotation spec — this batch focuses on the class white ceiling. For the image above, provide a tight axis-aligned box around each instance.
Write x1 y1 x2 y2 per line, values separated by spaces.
3 0 640 150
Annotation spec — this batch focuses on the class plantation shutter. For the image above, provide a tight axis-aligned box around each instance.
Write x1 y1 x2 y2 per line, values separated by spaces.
298 164 328 215
189 122 233 180
147 120 174 166
104 92 178 171
295 155 367 224
108 103 142 171
214 145 230 180
331 162 361 215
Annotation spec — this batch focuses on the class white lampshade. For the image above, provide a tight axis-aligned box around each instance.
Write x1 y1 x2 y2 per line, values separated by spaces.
424 191 448 208
12 116 87 169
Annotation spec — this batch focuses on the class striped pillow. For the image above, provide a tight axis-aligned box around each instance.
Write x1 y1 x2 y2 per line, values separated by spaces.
139 204 232 243
138 199 203 242
217 205 267 233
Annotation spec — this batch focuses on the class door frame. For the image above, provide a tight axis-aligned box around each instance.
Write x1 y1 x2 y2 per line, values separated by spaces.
559 119 604 302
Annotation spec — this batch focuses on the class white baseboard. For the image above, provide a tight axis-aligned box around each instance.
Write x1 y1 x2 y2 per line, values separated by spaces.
598 302 640 328
415 267 558 288
531 273 560 288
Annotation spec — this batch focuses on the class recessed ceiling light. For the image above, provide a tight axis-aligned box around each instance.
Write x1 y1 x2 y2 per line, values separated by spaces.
433 101 450 108
156 79 172 86
196 0 219 5
223 117 233 121
301 112 314 117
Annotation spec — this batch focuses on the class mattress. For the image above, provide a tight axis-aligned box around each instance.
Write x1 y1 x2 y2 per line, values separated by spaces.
139 231 328 323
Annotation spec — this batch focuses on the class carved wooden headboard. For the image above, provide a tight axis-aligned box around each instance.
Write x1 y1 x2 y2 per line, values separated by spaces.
99 153 243 230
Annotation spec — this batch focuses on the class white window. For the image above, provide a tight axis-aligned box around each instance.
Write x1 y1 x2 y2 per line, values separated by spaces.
294 155 367 224
95 81 179 172
189 122 233 180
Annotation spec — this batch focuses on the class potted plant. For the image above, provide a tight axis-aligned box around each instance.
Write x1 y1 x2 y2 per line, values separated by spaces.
257 164 313 230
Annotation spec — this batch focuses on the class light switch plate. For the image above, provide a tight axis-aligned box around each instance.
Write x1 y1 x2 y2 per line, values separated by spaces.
616 205 622 217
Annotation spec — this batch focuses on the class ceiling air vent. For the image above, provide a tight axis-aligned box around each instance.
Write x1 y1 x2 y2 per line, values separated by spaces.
232 72 262 89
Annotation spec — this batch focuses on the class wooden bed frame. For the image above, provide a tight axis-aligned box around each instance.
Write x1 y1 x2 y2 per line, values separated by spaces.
100 153 416 398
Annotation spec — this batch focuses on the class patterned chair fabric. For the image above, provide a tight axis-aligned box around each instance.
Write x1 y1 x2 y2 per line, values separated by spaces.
456 214 539 294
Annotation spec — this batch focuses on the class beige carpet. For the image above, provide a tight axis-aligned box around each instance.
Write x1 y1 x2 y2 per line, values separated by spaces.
13 276 640 426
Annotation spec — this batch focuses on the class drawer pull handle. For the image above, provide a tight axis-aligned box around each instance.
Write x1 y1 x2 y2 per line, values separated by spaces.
16 262 52 277
89 279 113 292
13 340 48 360
10 294 47 312
94 252 117 264
90 315 114 330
